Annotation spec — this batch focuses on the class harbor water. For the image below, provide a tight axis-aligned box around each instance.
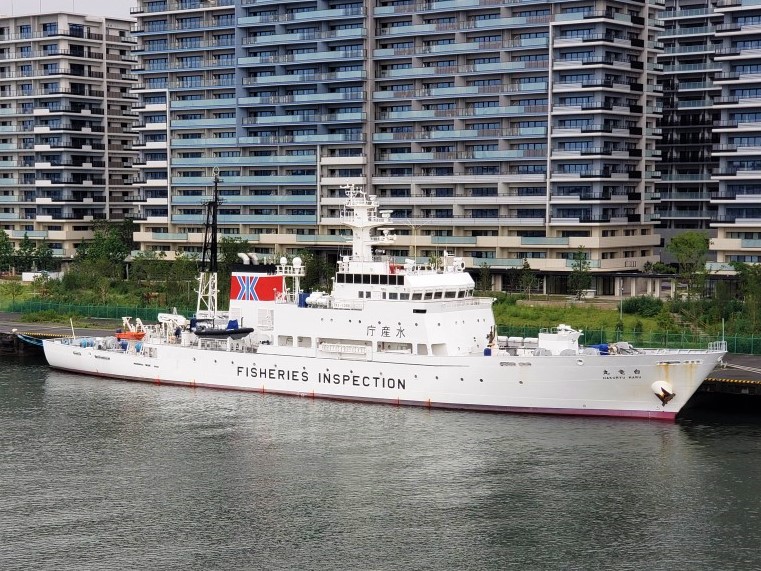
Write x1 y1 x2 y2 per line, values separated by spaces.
2 355 761 570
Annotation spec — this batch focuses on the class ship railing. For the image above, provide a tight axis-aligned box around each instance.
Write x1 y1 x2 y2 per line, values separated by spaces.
709 340 727 352
340 254 388 263
446 298 494 309
277 265 306 277
331 299 365 310
197 337 255 353
319 342 369 355
642 346 725 355
275 291 299 304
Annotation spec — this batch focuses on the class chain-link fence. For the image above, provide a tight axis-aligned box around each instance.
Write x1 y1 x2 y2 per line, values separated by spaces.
1 300 194 323
1 301 757 354
497 325 758 354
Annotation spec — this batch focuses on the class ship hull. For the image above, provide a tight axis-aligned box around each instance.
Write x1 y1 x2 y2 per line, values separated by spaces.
43 339 724 420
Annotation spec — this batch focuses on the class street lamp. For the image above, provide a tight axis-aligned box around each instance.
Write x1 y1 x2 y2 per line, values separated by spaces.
619 284 624 321
406 220 420 262
617 283 624 341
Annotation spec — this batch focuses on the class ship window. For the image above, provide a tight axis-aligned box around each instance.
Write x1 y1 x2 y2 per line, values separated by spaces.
457 290 466 298
379 275 388 285
389 292 398 300
445 290 456 298
412 293 422 300
371 275 379 284
400 293 410 300
336 274 345 283
363 274 371 284
358 291 364 298
433 291 443 299
424 292 433 300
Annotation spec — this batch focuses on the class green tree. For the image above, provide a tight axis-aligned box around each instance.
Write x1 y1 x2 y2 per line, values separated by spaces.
568 248 592 300
73 221 135 281
0 280 25 306
519 259 540 299
665 231 709 299
15 233 36 272
31 273 52 299
0 229 13 273
477 263 491 291
299 250 332 292
217 237 247 303
165 253 200 309
732 262 761 332
130 250 168 284
643 260 675 274
77 221 133 266
35 242 55 272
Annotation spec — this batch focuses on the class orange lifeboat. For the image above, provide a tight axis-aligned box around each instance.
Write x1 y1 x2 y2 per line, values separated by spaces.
116 331 145 341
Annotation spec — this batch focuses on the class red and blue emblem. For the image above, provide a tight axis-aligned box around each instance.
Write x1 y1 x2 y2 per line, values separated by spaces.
230 274 284 302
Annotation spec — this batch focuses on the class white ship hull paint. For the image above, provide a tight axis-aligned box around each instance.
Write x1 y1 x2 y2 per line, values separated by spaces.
43 339 723 420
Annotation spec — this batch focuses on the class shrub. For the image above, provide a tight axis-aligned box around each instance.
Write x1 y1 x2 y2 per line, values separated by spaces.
622 295 663 318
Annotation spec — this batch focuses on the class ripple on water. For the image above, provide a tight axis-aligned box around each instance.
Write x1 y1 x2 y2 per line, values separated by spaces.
1 358 760 570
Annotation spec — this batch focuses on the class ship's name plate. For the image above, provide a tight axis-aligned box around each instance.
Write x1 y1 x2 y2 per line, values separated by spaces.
237 365 406 390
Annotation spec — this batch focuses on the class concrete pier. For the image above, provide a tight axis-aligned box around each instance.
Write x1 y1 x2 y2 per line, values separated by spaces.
0 312 121 355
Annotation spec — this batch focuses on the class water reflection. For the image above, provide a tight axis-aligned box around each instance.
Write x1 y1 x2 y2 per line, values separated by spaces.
0 357 760 570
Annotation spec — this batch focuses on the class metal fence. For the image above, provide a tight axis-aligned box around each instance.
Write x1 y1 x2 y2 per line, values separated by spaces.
1 300 758 354
1 300 194 322
497 325 760 355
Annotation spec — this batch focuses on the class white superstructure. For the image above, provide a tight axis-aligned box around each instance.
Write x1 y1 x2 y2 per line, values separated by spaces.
43 185 726 420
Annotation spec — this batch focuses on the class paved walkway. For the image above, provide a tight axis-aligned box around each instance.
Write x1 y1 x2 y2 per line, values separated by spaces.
0 312 121 338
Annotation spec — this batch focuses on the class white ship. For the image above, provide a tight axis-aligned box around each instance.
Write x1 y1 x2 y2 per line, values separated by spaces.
43 185 726 420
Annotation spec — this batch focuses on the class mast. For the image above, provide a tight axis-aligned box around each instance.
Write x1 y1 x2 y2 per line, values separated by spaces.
201 167 220 273
339 183 394 261
197 167 221 322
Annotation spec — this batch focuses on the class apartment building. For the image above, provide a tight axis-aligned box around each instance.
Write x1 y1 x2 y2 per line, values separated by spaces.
657 0 761 270
657 0 718 247
709 0 761 269
131 0 663 294
0 13 137 260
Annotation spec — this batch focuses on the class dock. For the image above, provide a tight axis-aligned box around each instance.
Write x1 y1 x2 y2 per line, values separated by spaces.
0 312 121 355
703 354 761 395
